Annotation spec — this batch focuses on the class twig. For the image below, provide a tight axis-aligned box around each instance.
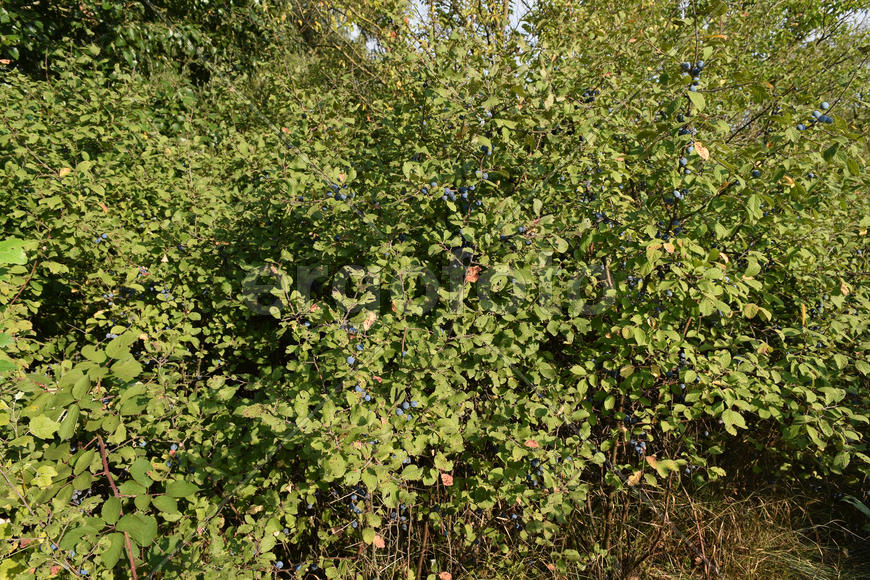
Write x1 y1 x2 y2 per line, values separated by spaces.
97 436 139 580
683 486 711 579
9 260 38 307
0 464 37 517
416 521 430 580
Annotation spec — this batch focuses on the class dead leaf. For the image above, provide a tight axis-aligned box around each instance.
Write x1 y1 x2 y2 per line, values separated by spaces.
362 310 377 331
281 127 290 134
309 303 319 312
0 59 11 65
441 472 454 487
58 167 71 178
465 265 481 283
161 254 168 263
99 202 108 213
627 470 643 486
439 573 452 580
783 175 795 188
524 439 540 449
373 534 385 548
694 142 710 160
338 173 346 183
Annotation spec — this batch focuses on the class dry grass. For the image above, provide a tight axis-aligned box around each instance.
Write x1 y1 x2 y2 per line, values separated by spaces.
637 492 870 580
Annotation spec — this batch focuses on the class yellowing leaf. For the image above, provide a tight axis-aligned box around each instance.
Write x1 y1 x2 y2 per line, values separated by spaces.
58 168 71 178
694 142 710 160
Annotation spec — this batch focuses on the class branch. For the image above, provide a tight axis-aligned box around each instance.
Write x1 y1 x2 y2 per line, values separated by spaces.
97 436 139 580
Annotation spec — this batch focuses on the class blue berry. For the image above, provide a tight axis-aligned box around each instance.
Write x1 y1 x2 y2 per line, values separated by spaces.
276 561 284 569
356 343 364 351
821 101 830 110
797 123 806 131
170 443 178 451
346 356 355 365
396 408 404 416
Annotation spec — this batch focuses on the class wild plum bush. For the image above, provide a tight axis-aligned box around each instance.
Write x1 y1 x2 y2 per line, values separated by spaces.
1 0 869 577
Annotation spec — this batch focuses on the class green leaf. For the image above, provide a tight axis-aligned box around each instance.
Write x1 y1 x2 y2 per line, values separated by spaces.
687 91 705 111
152 495 179 514
111 358 142 381
130 458 154 488
81 345 106 363
721 409 746 435
116 513 158 546
166 479 199 498
101 533 125 568
58 405 80 440
401 464 423 481
362 527 376 544
102 497 122 524
0 239 27 265
323 454 346 480
33 465 57 488
30 415 59 439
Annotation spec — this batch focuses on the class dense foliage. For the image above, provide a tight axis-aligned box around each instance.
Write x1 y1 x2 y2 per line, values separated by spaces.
1 0 869 577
